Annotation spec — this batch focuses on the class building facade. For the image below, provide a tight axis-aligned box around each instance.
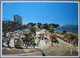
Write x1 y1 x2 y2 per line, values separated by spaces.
14 15 22 24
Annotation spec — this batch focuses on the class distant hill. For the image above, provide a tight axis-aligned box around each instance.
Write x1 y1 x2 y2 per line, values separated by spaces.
62 25 78 28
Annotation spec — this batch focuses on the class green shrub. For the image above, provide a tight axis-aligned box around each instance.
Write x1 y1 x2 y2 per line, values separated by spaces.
22 37 27 42
49 29 54 33
30 27 36 33
62 30 67 34
70 34 76 41
29 36 34 42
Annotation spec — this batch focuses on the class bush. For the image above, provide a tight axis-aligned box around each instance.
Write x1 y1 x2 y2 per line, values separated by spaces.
30 37 34 42
22 32 35 42
30 27 36 33
49 29 54 33
24 27 28 29
62 30 66 34
70 34 76 41
22 37 27 42
65 32 78 41
2 28 7 32
28 36 34 42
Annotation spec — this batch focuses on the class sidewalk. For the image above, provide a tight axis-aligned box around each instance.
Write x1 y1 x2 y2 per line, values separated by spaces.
2 47 40 54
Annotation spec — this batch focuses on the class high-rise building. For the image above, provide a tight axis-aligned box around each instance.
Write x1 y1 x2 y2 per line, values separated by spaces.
14 15 22 24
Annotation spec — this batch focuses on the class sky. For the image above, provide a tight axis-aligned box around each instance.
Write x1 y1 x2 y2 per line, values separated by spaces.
2 2 78 26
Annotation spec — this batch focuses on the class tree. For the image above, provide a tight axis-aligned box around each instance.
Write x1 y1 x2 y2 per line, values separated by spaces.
30 26 36 33
42 23 49 30
55 24 59 28
33 23 36 26
27 22 36 27
37 23 42 29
